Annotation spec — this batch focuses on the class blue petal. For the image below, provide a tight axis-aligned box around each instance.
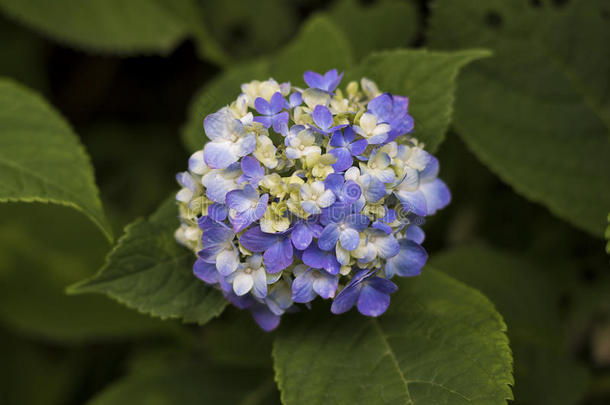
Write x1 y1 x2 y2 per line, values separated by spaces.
330 283 361 314
302 244 340 274
200 220 233 246
193 259 219 284
291 222 313 250
207 203 227 222
291 271 316 303
329 130 346 147
367 276 398 294
357 283 392 317
203 141 238 169
396 190 427 217
250 304 281 331
216 249 238 276
240 156 264 184
330 148 353 172
367 93 393 122
323 173 344 196
420 155 439 181
361 175 386 203
345 214 370 231
263 238 293 273
253 115 273 129
303 70 325 89
339 228 360 251
312 271 338 299
375 233 400 258
349 138 368 156
420 179 451 215
254 97 272 115
342 180 361 202
239 226 277 252
385 239 428 278
318 223 340 251
269 92 286 113
372 221 392 234
405 225 425 244
313 105 333 130
272 112 290 133
226 185 258 212
301 200 321 215
289 92 302 107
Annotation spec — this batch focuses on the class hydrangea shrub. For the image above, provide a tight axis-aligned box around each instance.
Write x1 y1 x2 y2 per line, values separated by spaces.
175 69 450 330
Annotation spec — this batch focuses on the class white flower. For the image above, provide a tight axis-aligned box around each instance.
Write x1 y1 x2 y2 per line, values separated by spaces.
203 108 256 169
241 79 282 108
299 181 336 215
227 255 267 298
285 128 321 159
353 112 390 144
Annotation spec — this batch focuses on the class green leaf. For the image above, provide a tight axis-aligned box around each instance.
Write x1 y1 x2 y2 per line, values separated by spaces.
86 351 280 405
431 244 589 405
0 203 180 342
0 0 228 63
273 268 513 405
346 49 491 152
69 197 227 325
428 0 610 236
0 79 112 241
0 17 48 92
606 214 610 255
606 213 610 254
199 0 298 62
324 0 419 61
0 329 81 405
199 307 274 369
182 15 353 152
268 15 353 85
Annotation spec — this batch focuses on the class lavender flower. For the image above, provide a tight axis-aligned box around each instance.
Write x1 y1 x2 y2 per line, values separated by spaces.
175 70 450 331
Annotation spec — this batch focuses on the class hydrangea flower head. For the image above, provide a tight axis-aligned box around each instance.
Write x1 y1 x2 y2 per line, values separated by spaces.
175 70 450 331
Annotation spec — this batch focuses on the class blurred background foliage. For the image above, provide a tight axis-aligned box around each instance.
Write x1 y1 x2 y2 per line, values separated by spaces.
0 0 608 404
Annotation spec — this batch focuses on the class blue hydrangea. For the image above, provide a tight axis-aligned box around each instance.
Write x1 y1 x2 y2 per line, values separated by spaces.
174 70 450 331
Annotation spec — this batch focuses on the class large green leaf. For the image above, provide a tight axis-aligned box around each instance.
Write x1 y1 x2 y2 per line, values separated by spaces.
0 203 180 342
428 0 610 236
431 244 589 405
324 0 418 61
0 0 227 63
0 328 81 405
199 307 274 369
606 214 610 255
199 0 298 61
86 351 280 405
346 49 490 152
0 79 112 241
273 268 513 405
268 15 353 85
69 197 227 325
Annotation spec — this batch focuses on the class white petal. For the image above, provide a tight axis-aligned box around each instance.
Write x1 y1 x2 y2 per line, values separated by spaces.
233 273 254 296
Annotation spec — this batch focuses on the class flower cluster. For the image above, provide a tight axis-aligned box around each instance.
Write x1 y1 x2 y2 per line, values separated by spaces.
175 69 450 331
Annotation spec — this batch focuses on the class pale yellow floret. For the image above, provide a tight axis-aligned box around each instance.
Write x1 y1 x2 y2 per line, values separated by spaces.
254 135 279 168
241 78 282 108
305 152 336 179
260 173 286 198
260 202 291 233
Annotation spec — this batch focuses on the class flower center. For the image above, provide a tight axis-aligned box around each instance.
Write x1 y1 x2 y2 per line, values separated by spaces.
299 145 305 151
